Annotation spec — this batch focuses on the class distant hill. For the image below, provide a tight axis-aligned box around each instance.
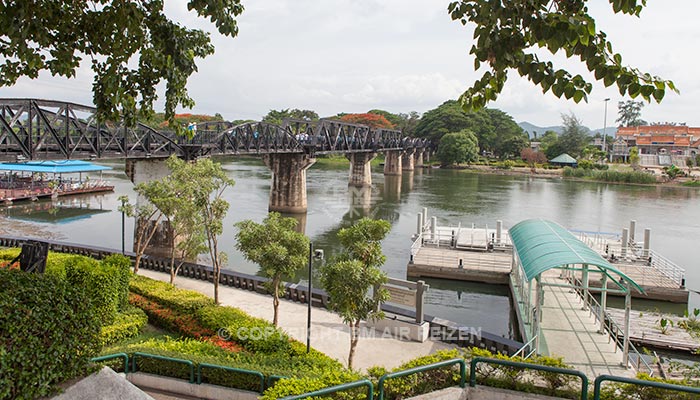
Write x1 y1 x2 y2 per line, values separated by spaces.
518 122 611 139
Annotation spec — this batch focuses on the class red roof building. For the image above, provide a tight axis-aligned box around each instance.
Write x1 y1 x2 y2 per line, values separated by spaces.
615 124 700 157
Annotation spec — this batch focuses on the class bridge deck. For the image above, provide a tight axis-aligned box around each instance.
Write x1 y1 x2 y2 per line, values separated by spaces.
539 272 635 378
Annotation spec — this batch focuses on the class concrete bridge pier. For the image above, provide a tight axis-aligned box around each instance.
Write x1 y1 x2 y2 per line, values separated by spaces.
402 149 416 171
414 150 424 167
125 157 175 258
263 153 316 214
346 152 377 187
383 150 403 176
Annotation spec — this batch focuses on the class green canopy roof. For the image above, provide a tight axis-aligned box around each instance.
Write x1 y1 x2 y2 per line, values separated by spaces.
509 219 643 293
549 153 577 164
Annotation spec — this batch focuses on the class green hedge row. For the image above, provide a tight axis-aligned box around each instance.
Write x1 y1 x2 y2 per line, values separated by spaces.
197 305 292 354
99 305 148 347
102 336 346 392
0 268 101 400
129 274 215 313
562 167 657 184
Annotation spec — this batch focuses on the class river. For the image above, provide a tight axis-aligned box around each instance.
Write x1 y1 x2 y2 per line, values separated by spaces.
1 157 698 340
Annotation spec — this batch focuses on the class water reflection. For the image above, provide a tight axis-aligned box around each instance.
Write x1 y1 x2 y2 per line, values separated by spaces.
3 195 110 224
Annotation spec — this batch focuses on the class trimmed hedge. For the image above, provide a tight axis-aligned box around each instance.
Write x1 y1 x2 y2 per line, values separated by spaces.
99 305 148 346
103 336 345 392
129 274 215 313
0 268 100 400
197 305 292 354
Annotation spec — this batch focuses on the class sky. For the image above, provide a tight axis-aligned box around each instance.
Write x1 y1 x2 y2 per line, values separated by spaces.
1 0 699 130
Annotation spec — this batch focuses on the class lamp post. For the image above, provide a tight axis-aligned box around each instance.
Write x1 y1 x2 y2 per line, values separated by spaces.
120 197 127 255
307 242 323 353
603 98 610 161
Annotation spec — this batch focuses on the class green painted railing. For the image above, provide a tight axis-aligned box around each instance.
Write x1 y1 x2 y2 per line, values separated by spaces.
470 356 589 400
197 363 265 393
91 353 129 373
593 374 700 399
377 358 466 400
131 352 195 383
280 379 374 400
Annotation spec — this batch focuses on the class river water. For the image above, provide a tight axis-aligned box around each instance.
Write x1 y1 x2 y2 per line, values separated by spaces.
2 157 699 340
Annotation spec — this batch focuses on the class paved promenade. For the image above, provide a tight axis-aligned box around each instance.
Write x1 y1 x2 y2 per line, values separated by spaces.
139 270 453 371
540 273 634 378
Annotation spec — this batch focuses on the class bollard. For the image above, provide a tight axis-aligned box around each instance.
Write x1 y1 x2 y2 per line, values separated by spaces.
643 228 651 258
459 259 463 269
621 228 629 258
416 212 423 236
629 220 636 242
496 220 502 245
431 216 437 242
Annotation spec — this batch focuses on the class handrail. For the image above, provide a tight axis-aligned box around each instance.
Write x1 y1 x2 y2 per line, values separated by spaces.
568 276 655 376
131 352 195 383
377 358 466 400
91 353 129 373
266 374 287 389
469 356 589 400
280 378 374 400
197 363 265 394
511 335 537 359
593 374 700 399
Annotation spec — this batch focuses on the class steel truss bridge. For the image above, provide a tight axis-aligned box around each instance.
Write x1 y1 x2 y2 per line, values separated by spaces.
0 99 430 161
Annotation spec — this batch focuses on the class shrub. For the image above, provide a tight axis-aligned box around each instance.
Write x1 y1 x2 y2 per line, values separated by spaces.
102 254 132 309
578 159 594 169
129 293 217 340
367 349 462 399
63 255 122 325
129 274 215 313
598 373 700 400
261 369 366 400
197 305 291 354
0 268 100 400
103 336 344 393
99 305 148 346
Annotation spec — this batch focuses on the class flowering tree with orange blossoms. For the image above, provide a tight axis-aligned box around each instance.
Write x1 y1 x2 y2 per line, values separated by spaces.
339 113 395 129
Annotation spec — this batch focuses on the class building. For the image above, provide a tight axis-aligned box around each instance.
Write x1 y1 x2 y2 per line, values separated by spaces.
613 124 700 165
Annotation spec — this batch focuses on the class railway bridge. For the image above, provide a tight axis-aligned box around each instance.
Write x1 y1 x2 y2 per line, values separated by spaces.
0 98 432 213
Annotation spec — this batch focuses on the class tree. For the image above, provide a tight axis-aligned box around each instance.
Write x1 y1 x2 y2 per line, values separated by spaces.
616 100 647 127
367 109 403 127
437 130 479 166
170 157 233 304
235 212 309 327
414 100 477 142
158 156 208 285
263 109 319 126
0 1 243 132
558 113 590 158
447 1 677 111
396 111 421 137
521 148 547 166
319 218 391 369
118 195 162 274
629 146 640 169
339 113 394 129
497 135 530 160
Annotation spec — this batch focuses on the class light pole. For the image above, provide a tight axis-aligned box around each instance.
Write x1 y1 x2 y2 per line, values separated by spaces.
603 98 610 161
307 243 323 353
120 197 127 255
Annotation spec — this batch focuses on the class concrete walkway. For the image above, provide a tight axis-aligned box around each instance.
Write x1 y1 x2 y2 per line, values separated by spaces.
139 270 453 371
539 273 634 378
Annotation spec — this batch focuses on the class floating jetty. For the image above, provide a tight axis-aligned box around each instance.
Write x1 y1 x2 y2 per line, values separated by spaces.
408 211 688 304
0 160 113 205
406 209 694 375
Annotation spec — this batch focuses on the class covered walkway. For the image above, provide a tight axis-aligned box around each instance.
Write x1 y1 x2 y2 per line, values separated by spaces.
510 219 647 377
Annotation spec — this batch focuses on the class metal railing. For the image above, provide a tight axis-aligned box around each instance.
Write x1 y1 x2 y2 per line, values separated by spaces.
593 374 700 399
197 363 265 394
469 357 589 400
280 379 374 400
511 335 537 359
377 358 466 400
648 249 685 287
570 278 654 376
91 353 129 373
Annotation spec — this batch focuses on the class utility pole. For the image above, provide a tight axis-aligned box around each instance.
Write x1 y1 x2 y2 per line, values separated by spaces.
603 98 610 162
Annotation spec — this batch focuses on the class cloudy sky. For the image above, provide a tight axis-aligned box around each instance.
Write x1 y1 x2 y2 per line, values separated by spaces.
2 0 698 130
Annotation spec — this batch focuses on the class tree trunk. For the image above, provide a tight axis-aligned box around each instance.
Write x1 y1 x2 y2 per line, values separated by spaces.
348 319 361 370
134 253 142 274
272 276 280 327
169 249 176 284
